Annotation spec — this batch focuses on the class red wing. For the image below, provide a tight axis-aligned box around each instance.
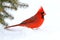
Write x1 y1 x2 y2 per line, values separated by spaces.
20 16 36 24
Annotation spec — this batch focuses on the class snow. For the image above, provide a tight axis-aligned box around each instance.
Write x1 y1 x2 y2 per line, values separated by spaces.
0 0 60 40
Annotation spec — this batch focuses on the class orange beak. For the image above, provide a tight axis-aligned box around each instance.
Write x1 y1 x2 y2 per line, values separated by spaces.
43 12 46 16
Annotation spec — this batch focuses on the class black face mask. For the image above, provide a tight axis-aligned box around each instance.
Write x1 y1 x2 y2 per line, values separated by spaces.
41 12 44 19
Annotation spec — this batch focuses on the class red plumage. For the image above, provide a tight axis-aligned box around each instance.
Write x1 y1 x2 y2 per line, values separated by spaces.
5 7 46 29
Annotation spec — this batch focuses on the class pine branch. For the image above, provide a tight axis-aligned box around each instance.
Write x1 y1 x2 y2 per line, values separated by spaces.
0 0 29 27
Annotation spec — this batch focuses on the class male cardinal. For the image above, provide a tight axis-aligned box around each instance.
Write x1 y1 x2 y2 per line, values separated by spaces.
5 7 46 29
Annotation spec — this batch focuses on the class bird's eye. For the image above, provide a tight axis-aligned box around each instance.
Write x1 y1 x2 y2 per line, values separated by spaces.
41 12 44 15
41 12 44 18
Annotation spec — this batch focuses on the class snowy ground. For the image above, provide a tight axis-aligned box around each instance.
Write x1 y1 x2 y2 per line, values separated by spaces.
0 0 60 40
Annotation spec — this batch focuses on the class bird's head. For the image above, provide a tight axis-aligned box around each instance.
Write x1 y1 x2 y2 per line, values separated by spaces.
39 7 46 18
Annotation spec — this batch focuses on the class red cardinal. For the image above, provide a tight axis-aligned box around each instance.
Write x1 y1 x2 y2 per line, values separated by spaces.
5 7 46 29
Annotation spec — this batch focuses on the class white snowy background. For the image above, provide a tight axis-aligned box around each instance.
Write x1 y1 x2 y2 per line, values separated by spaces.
0 0 60 40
